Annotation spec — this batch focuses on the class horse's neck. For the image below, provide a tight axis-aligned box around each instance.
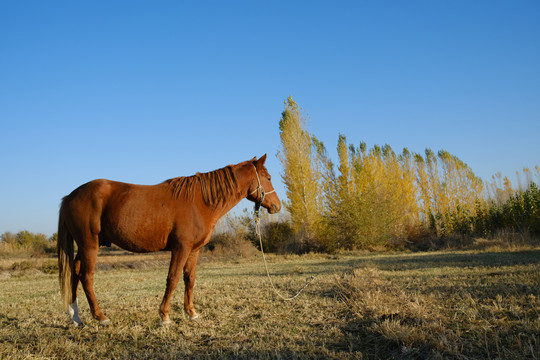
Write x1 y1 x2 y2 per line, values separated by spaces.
213 163 252 219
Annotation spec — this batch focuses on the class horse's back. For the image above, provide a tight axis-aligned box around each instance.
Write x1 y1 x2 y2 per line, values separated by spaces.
63 178 168 211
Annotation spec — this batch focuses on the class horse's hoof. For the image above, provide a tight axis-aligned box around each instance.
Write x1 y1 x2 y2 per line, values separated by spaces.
160 319 172 327
99 319 111 327
187 312 200 321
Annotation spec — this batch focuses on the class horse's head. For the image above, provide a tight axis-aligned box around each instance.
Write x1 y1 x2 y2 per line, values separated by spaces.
248 154 281 214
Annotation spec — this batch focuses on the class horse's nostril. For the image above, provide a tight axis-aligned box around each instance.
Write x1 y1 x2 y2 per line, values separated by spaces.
272 204 281 213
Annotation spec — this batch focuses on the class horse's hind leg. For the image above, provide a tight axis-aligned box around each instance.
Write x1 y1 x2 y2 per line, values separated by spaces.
66 253 83 326
79 240 110 326
72 253 81 300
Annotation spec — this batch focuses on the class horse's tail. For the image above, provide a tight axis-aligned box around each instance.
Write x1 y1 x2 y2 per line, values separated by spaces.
57 199 74 309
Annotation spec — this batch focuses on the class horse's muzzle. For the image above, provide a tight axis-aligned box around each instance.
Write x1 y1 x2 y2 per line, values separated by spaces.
270 203 281 214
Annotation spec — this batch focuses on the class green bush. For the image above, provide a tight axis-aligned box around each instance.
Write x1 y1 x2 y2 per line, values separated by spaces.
41 260 58 274
258 221 295 254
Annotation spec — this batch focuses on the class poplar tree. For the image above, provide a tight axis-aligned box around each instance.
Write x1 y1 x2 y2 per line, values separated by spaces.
332 135 360 249
277 96 322 247
436 150 483 235
313 136 341 251
414 153 431 225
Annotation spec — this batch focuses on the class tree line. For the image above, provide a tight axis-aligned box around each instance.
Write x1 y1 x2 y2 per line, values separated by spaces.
274 96 540 252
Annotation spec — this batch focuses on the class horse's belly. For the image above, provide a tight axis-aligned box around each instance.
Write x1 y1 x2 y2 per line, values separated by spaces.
110 235 165 253
103 213 172 253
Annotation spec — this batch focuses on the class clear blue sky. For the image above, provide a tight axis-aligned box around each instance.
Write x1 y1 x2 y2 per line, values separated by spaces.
1 1 539 236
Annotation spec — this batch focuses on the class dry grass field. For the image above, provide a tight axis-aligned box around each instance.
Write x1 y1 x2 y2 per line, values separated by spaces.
0 247 539 359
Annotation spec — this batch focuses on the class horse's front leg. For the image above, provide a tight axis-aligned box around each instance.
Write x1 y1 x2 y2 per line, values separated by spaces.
159 248 190 325
183 250 201 320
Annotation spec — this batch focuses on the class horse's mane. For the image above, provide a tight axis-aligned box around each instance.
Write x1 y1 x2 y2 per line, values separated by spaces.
164 165 239 207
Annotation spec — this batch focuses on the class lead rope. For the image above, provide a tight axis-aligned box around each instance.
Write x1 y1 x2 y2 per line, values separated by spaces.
254 210 315 301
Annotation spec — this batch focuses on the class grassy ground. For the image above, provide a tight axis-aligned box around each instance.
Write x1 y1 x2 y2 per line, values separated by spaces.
0 248 538 359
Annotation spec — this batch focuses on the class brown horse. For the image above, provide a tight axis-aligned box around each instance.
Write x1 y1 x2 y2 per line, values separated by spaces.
57 155 280 326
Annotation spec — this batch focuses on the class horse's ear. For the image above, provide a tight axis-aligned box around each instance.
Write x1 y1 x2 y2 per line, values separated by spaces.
250 156 257 163
257 154 267 168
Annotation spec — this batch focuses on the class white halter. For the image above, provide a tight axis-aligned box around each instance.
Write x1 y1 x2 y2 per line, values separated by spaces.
250 164 275 212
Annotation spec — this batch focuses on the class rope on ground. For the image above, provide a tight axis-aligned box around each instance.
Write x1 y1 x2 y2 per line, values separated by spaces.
254 215 315 301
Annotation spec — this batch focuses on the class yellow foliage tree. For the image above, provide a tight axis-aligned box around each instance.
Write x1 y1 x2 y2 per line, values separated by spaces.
277 96 323 248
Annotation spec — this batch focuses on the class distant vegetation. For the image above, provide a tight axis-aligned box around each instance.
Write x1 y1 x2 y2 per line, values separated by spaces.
0 230 56 257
